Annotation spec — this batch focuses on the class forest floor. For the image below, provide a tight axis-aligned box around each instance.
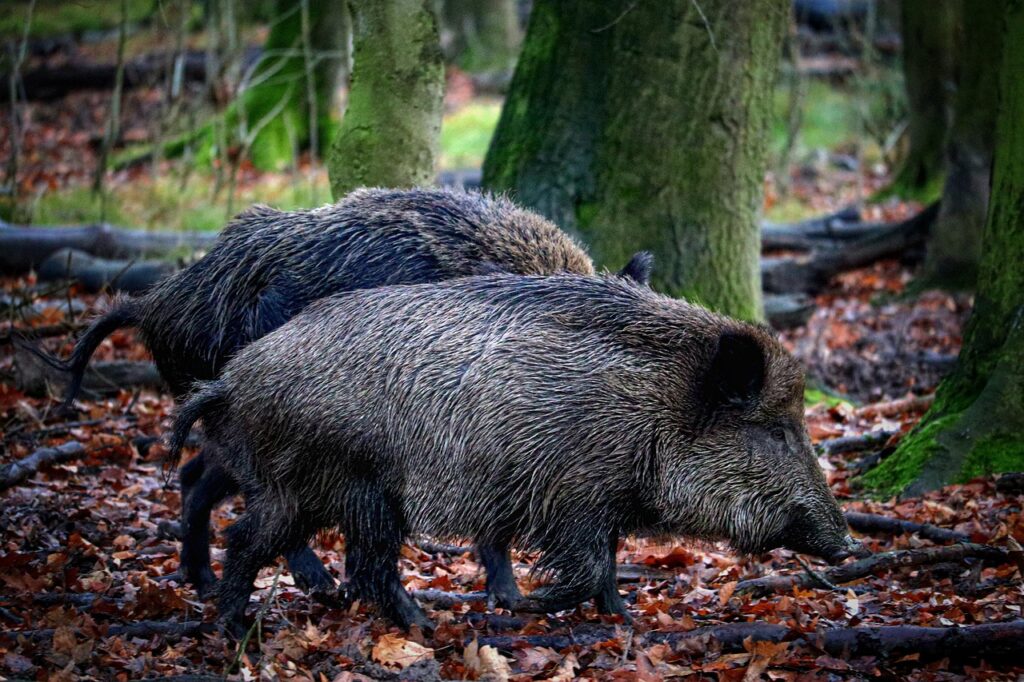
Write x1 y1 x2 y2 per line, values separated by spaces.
1 24 1023 682
1 258 1021 681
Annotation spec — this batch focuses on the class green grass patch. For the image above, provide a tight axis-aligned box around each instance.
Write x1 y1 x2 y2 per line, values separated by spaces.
21 170 331 233
804 387 854 410
0 0 159 40
440 101 502 170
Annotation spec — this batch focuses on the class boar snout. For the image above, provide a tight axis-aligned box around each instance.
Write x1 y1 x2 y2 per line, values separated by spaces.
822 535 870 564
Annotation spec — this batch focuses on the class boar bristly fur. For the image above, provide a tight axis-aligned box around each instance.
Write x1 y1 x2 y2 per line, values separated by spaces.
30 188 607 604
169 274 856 632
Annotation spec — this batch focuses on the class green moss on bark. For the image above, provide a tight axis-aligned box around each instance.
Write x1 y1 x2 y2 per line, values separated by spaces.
861 0 1024 496
484 0 785 321
328 0 443 198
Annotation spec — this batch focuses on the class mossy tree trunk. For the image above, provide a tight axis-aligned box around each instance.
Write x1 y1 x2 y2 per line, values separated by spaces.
885 0 957 201
863 0 1024 497
918 1 1005 290
441 0 521 72
483 0 786 320
242 0 348 170
328 0 444 199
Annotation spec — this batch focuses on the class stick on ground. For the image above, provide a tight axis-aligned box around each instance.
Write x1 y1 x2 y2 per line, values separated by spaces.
0 441 86 491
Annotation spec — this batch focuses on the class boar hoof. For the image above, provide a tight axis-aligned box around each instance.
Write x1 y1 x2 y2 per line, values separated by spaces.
487 585 526 611
308 584 346 608
187 568 219 600
218 615 251 642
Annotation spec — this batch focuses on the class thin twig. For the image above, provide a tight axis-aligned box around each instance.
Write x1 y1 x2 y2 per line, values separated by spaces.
796 555 841 591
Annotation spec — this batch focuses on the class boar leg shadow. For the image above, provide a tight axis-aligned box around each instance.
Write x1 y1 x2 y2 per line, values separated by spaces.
342 480 433 631
179 453 339 603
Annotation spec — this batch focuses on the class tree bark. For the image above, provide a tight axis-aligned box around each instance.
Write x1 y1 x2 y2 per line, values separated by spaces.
886 0 956 201
441 0 521 72
863 1 1024 495
328 0 444 198
919 1 1005 289
483 0 786 321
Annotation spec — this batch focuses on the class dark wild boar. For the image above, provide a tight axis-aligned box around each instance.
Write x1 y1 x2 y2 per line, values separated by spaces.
31 188 646 604
169 273 863 634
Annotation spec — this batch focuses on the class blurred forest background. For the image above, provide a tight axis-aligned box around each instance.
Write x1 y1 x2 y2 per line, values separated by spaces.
2 1 1024 679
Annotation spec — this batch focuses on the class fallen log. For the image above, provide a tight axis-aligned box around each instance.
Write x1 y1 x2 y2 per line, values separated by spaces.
2 47 262 102
764 294 815 329
844 511 971 543
736 543 1009 598
996 472 1024 495
0 441 86 492
37 248 176 294
0 220 216 275
14 346 163 399
817 430 897 456
762 202 939 295
476 620 1024 664
855 394 935 419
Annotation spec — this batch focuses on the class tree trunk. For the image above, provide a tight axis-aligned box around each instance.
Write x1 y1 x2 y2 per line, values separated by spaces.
885 0 956 201
918 1 1005 289
862 0 1024 496
441 0 522 72
328 0 444 198
483 0 786 321
242 0 348 170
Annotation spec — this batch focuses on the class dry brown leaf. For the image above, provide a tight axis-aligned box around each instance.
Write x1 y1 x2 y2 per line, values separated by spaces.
465 639 512 681
371 633 434 669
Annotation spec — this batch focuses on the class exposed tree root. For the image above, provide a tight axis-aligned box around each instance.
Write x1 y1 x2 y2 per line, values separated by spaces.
817 430 898 456
474 620 1024 663
3 620 214 642
736 543 1010 597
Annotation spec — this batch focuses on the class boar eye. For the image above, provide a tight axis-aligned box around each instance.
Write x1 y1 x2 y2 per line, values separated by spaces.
771 428 786 442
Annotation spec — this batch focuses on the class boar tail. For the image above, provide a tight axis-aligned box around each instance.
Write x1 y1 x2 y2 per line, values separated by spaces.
167 380 228 469
15 297 141 411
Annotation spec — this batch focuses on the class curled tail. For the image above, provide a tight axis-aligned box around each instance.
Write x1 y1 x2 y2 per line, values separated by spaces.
167 380 228 469
17 296 141 409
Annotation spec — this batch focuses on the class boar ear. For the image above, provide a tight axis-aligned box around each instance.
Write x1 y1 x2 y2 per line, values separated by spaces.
703 331 766 409
618 251 654 285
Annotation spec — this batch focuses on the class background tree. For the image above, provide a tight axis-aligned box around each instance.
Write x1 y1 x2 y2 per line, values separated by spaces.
440 0 521 72
483 0 787 321
863 0 1024 497
884 0 956 201
328 0 444 198
917 1 1005 289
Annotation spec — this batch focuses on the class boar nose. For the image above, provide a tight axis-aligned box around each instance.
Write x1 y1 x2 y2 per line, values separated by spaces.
825 535 869 564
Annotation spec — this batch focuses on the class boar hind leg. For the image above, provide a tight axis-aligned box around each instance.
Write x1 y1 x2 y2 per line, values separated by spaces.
593 534 630 620
216 500 312 639
283 547 339 605
179 453 236 598
517 527 615 615
479 542 524 609
343 483 431 631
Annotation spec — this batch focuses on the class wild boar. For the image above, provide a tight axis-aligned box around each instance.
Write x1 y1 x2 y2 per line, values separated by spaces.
168 273 861 633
